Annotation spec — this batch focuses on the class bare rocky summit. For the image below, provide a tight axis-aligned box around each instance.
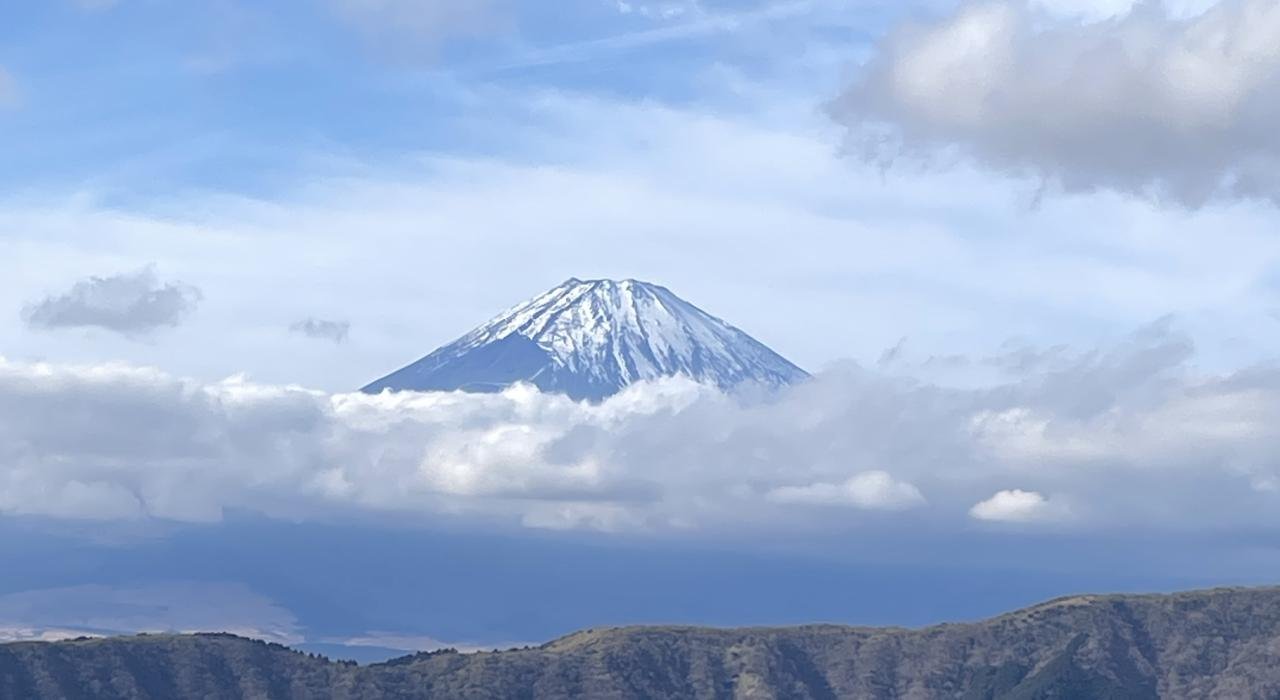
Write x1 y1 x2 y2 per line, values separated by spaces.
4 586 1280 698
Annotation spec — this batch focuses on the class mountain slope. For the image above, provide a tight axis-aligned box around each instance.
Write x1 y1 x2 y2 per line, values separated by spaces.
6 587 1280 698
362 278 808 400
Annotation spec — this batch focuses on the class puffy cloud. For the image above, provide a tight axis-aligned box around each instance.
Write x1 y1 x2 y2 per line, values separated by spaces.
830 0 1280 207
21 267 201 336
3 321 1280 533
290 317 351 344
969 489 1059 522
766 471 926 510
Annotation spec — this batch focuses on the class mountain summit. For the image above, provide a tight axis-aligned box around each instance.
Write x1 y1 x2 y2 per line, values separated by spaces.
362 278 808 400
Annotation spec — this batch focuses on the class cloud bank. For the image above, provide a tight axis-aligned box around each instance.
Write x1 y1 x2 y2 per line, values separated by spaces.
831 0 1280 207
3 321 1280 534
21 267 201 336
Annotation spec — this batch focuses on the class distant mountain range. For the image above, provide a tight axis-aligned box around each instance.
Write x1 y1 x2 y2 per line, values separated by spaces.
5 586 1280 698
362 278 808 401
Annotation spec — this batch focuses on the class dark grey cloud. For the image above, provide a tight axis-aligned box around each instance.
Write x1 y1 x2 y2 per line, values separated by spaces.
830 0 1280 207
290 317 351 344
21 267 201 336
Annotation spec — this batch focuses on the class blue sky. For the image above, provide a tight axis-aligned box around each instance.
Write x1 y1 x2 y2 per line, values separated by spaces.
5 0 1280 395
4 0 1277 389
0 1 881 197
6 0 1280 656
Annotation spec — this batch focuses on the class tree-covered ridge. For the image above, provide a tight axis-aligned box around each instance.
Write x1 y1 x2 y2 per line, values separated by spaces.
3 587 1280 699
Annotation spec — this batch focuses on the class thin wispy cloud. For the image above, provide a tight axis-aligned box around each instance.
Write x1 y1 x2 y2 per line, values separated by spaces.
481 0 819 72
614 0 702 21
73 0 120 11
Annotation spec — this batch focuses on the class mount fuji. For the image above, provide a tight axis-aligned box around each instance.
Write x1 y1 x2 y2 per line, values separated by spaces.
362 278 808 401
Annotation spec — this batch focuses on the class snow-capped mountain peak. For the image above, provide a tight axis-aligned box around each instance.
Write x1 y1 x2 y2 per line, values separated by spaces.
362 278 808 400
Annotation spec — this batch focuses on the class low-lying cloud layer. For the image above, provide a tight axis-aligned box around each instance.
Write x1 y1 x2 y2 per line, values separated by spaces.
0 583 300 645
3 321 1279 535
832 0 1280 207
21 267 201 336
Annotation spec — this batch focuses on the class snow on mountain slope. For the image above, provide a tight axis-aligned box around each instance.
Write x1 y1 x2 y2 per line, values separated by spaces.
362 278 809 400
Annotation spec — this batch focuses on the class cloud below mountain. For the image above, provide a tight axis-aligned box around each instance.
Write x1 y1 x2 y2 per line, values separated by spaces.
2 319 1279 536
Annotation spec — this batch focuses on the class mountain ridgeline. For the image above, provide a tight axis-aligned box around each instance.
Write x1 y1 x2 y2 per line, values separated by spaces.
5 587 1280 698
362 278 808 401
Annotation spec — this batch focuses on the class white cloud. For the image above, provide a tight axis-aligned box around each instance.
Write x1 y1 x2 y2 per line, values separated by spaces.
969 489 1059 522
831 0 1280 207
3 321 1280 533
766 471 925 510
